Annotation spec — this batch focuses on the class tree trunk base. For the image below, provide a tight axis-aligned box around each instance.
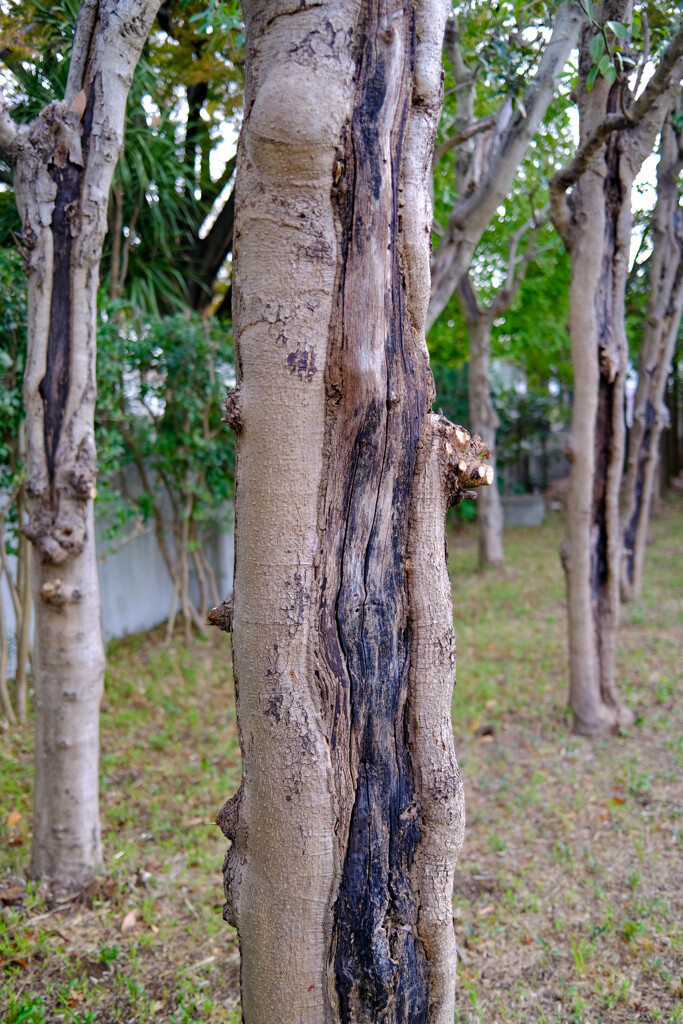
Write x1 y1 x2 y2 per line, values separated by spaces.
572 701 634 737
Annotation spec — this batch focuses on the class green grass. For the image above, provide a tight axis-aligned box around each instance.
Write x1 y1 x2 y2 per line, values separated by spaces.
449 497 683 1024
1 494 681 1023
1 630 241 1023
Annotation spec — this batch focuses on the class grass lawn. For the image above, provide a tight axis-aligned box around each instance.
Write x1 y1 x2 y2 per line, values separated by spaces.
1 496 681 1023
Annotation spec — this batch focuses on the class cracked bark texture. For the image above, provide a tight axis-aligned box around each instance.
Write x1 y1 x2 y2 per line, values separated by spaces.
621 96 683 603
550 1 682 736
1 0 160 888
218 1 491 1020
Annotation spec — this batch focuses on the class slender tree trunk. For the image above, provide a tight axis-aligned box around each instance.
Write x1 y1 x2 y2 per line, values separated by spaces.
456 212 542 573
466 314 504 568
15 509 32 724
0 0 160 889
15 446 33 723
0 579 16 725
622 100 683 602
550 3 680 735
217 1 492 1020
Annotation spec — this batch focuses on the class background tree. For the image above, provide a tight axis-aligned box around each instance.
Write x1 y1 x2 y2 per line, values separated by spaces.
458 213 548 567
550 2 683 735
0 0 161 889
0 0 244 317
0 250 31 725
622 93 683 602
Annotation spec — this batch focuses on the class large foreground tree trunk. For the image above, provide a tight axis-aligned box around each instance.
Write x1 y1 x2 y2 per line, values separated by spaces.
622 98 683 603
0 0 160 889
550 5 682 735
217 1 492 1020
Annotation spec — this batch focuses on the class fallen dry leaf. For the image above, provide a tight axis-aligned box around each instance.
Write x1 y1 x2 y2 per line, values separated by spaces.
1 957 28 970
7 811 22 827
70 90 87 118
0 886 24 904
121 909 137 933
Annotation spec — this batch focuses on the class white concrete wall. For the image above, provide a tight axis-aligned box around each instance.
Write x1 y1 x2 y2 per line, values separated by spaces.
2 516 234 677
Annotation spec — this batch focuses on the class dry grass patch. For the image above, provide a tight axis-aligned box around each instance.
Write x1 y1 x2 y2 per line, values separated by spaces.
0 495 681 1023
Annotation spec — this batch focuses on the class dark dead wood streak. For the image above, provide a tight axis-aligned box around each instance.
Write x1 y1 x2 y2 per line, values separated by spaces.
590 121 621 615
41 157 78 483
40 85 95 485
319 8 429 1021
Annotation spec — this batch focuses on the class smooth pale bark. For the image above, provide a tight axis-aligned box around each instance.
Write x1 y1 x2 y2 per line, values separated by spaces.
550 2 682 735
427 0 583 331
0 578 14 724
622 100 683 602
0 0 160 888
15 477 33 724
457 221 543 569
466 315 504 568
215 1 492 1020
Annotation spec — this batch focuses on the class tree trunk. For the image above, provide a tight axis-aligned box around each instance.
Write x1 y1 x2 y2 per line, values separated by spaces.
456 213 543 573
550 3 679 735
1 0 160 890
15 454 33 724
621 99 683 602
465 311 504 568
217 2 492 1020
0 576 16 725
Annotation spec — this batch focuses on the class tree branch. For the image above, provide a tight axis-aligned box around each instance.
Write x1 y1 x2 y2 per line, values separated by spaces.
202 153 236 211
490 210 547 316
427 0 584 331
0 86 18 157
188 186 235 310
551 22 683 195
65 0 100 106
457 274 482 323
433 115 497 165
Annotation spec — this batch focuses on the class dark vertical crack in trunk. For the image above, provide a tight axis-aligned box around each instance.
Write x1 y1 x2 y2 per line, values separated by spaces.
318 6 429 1021
40 86 95 484
590 112 622 659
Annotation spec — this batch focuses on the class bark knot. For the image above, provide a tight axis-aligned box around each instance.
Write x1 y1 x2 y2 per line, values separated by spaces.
23 495 88 564
39 579 83 606
208 597 233 633
223 386 243 432
435 415 494 506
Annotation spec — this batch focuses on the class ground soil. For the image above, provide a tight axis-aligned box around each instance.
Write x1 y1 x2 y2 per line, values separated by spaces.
1 497 681 1023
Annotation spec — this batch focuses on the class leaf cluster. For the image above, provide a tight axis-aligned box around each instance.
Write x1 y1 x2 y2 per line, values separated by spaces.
0 250 27 543
0 0 245 314
96 304 236 536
